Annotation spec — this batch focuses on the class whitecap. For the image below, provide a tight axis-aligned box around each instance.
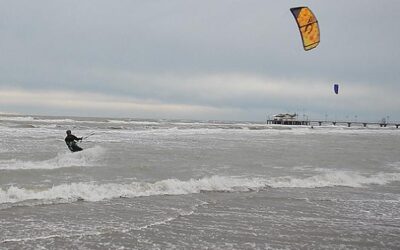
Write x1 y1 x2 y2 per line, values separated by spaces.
1 172 399 206
0 146 105 170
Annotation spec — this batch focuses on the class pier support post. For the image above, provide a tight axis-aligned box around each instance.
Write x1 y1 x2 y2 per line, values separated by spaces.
347 123 351 127
318 122 322 126
332 122 336 126
363 123 367 127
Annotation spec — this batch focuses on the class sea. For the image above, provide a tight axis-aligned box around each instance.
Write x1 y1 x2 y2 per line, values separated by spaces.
0 114 399 249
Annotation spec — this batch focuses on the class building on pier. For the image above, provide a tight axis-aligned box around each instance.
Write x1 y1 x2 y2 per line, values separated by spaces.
267 113 310 125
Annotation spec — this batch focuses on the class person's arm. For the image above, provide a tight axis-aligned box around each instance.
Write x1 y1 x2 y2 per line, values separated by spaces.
71 135 81 141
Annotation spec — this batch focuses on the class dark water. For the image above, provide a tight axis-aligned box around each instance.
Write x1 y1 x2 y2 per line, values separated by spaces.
1 115 400 249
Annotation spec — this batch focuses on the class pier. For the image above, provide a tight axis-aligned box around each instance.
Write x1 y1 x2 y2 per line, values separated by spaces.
267 113 400 128
266 119 400 128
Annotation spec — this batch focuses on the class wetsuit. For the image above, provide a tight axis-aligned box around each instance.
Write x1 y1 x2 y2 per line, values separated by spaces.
65 134 83 152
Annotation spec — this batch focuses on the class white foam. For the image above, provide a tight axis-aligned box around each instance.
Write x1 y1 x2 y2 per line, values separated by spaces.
1 172 399 206
0 146 105 170
0 115 75 123
0 116 35 122
36 118 76 123
269 171 400 188
107 119 161 125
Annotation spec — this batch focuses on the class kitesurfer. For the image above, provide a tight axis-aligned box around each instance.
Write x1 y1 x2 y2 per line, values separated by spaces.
65 130 83 152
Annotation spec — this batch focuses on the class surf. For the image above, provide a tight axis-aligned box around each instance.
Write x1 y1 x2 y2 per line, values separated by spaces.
0 146 105 170
1 172 399 208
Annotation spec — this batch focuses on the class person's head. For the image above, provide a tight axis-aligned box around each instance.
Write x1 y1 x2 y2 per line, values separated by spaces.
66 130 71 135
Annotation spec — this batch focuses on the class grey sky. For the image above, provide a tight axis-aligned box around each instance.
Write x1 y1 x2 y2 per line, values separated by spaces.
0 0 399 121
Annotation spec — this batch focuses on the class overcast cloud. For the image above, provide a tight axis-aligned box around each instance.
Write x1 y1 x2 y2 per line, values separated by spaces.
0 0 399 121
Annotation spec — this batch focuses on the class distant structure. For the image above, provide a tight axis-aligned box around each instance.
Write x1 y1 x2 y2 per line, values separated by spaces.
266 113 400 128
267 113 310 125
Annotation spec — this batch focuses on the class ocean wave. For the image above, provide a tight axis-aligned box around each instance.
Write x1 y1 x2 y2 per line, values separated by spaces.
269 171 400 188
0 115 76 123
106 119 161 125
1 172 399 207
387 161 400 170
0 116 35 122
10 124 37 128
0 146 105 170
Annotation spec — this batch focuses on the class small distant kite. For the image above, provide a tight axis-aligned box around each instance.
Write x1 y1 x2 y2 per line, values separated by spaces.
333 83 339 94
290 6 320 51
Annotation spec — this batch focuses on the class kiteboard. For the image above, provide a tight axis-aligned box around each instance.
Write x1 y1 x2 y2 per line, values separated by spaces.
67 141 83 152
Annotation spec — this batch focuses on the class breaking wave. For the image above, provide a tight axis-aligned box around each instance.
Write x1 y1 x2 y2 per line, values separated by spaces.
269 171 400 188
0 146 105 170
0 116 75 123
1 172 399 207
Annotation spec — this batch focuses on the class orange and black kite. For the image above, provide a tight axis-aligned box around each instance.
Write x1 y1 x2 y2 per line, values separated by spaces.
290 7 320 51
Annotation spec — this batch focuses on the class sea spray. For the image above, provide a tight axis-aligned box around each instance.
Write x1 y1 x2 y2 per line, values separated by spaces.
0 146 105 170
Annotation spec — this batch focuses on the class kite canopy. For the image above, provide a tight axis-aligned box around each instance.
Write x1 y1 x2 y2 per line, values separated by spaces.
290 7 320 51
333 84 339 94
